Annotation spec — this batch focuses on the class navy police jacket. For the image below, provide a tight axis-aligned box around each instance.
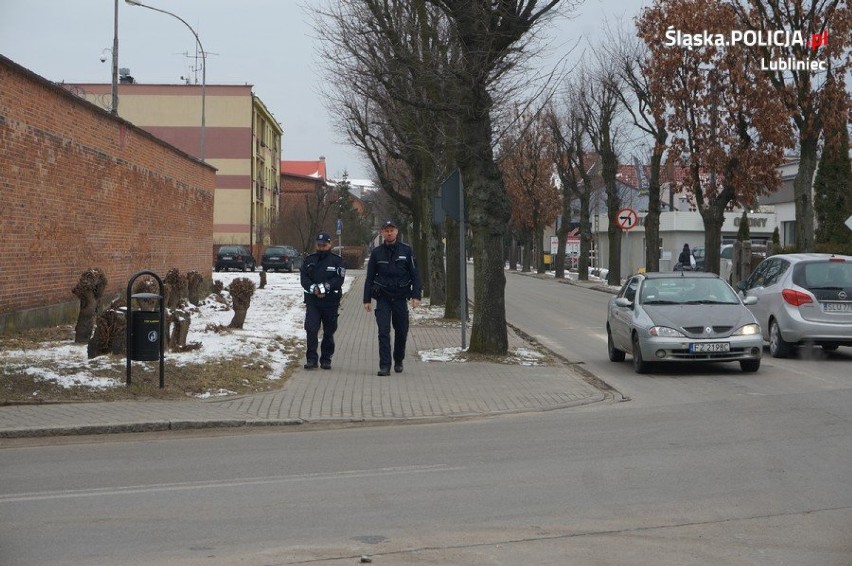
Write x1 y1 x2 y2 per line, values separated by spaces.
363 241 422 302
300 251 346 304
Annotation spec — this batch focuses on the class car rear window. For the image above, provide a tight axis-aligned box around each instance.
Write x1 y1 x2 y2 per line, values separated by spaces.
265 247 287 255
793 259 852 289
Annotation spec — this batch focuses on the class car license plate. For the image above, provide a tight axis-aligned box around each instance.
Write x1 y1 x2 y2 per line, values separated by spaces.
270 256 280 260
823 303 852 312
689 342 730 353
223 256 233 260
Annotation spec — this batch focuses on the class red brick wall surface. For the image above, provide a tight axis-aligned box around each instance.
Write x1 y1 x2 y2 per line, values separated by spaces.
0 56 216 327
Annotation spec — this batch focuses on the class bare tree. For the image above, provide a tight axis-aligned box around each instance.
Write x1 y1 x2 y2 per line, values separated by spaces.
275 182 338 253
548 81 603 282
606 26 669 273
499 108 561 273
315 0 454 310
577 63 626 286
425 0 566 354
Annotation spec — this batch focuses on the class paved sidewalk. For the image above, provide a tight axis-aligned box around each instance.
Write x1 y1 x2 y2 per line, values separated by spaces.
0 273 611 438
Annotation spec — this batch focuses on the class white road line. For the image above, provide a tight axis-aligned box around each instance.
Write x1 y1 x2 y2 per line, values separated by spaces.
0 464 465 503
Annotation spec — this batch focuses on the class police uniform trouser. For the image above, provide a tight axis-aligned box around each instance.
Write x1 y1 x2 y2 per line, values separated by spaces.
304 301 339 364
375 296 409 368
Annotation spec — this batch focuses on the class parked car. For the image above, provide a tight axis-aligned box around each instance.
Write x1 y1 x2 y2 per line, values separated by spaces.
215 246 256 272
736 253 852 358
607 271 762 374
261 245 302 273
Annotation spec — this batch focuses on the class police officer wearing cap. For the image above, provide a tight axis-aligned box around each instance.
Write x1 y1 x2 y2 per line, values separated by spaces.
300 232 346 369
363 220 422 376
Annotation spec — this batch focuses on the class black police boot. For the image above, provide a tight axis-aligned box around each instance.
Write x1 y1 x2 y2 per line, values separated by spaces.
377 367 391 376
320 360 332 370
394 362 403 373
304 361 318 370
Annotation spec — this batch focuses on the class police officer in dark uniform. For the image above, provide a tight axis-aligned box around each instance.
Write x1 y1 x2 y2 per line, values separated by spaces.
300 232 346 370
363 220 422 376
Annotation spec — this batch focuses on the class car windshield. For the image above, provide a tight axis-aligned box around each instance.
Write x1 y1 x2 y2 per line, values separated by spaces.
640 277 740 305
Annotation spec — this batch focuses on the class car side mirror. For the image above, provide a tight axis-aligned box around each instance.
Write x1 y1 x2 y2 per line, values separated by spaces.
742 296 758 306
614 297 632 308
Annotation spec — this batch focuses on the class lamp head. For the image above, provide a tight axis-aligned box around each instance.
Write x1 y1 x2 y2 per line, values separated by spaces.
100 54 107 63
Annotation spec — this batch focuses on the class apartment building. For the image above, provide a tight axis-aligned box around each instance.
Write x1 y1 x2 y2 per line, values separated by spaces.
65 82 282 253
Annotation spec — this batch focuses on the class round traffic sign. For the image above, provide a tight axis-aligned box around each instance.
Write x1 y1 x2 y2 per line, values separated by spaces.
616 208 638 231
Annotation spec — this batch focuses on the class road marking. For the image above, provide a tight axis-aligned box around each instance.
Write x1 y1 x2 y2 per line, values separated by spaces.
0 464 465 503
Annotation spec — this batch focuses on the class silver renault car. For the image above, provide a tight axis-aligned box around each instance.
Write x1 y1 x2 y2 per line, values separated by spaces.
607 272 763 374
736 253 852 357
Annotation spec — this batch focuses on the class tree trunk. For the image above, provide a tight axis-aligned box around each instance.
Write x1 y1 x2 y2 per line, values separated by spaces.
74 290 98 344
469 226 508 354
187 271 204 306
699 193 728 276
794 137 819 252
644 139 666 272
429 221 447 307
463 104 509 354
229 304 249 329
603 153 622 286
444 217 461 320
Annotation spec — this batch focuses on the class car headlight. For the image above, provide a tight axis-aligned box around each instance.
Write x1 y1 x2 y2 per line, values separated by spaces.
733 323 760 336
649 326 686 338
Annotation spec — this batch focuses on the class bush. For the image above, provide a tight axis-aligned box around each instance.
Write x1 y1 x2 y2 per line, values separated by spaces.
339 246 366 269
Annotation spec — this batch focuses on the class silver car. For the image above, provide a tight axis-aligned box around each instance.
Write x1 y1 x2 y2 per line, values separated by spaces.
607 272 763 374
736 253 852 358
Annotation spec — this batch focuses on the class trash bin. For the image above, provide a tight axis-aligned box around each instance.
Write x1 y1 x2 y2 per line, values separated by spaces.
130 310 161 361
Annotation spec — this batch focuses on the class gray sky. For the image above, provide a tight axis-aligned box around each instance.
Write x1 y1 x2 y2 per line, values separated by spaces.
0 0 648 181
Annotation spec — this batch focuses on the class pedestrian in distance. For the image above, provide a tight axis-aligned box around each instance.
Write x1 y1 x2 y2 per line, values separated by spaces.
363 220 422 376
678 243 696 269
300 232 346 370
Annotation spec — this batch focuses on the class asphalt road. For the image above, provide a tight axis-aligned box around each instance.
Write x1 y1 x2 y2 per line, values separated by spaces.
504 272 852 408
1 272 850 565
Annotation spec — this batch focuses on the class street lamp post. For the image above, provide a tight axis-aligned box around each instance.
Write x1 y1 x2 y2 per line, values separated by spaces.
124 0 206 162
111 0 119 114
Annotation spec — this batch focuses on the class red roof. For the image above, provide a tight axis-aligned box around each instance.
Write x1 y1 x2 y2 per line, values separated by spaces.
280 160 327 179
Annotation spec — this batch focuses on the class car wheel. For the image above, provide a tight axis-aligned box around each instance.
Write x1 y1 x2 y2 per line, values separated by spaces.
740 359 760 372
607 327 625 362
215 266 221 272
768 319 793 358
821 343 839 352
632 333 650 374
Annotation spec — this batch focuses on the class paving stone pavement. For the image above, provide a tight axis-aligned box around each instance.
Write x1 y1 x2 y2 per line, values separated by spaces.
0 273 609 438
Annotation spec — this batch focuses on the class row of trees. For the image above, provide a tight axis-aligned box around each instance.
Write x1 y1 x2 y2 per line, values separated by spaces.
316 0 850 355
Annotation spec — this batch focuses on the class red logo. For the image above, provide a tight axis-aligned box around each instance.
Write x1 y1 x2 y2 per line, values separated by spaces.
809 31 828 51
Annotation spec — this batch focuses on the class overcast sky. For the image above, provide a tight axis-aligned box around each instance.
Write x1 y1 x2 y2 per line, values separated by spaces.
0 0 648 181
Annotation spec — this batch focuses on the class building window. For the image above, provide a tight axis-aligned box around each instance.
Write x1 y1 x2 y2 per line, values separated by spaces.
781 221 795 248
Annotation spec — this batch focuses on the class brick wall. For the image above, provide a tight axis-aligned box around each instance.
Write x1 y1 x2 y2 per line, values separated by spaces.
0 55 216 333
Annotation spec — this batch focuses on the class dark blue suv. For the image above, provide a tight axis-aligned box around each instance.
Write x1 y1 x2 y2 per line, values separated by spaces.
215 246 256 272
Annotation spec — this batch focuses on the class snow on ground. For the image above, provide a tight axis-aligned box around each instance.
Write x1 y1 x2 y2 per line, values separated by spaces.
2 266 589 393
3 272 350 392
